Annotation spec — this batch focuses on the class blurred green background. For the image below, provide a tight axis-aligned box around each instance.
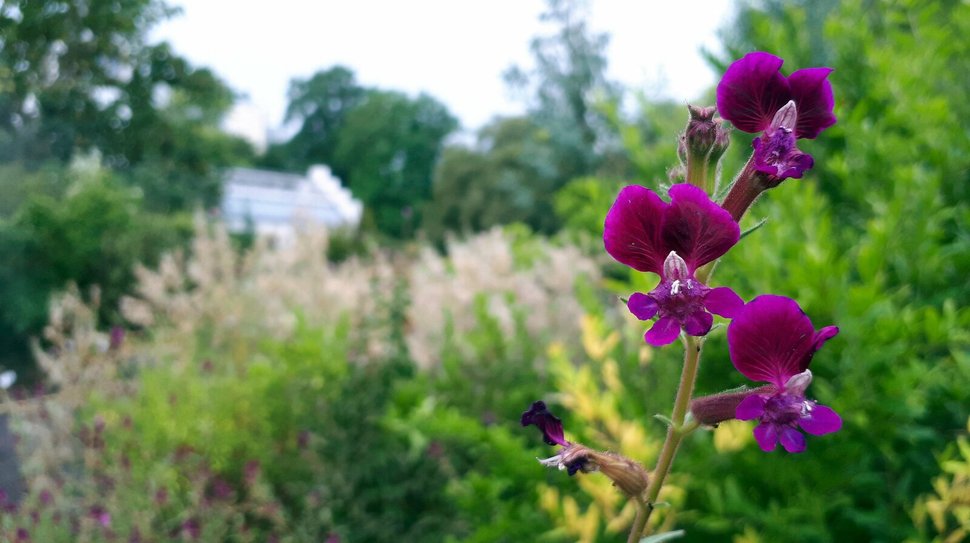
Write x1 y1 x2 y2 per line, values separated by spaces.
0 0 967 541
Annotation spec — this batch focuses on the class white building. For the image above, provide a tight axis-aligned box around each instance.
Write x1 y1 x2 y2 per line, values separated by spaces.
220 165 363 240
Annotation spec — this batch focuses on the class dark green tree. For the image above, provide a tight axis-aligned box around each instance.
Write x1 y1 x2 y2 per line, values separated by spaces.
327 90 457 239
424 116 561 239
0 167 191 373
0 0 252 210
263 66 366 173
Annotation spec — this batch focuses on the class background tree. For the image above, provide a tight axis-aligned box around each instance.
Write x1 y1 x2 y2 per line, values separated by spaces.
504 0 621 185
262 66 365 173
424 116 560 240
0 0 249 370
331 90 457 238
0 0 252 210
424 0 632 242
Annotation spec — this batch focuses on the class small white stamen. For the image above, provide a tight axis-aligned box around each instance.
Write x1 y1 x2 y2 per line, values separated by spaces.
670 280 682 295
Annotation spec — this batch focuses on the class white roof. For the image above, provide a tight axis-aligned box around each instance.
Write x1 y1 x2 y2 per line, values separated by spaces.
221 166 362 234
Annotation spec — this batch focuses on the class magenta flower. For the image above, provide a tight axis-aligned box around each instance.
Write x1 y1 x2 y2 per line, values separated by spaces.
750 100 815 179
717 52 836 180
604 183 744 346
728 295 842 453
717 52 836 139
521 401 588 475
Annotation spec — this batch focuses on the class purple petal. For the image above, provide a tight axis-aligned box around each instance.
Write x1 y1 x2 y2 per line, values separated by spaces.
683 310 714 337
812 326 839 352
627 292 659 320
752 130 815 179
644 316 681 346
753 422 779 452
565 455 589 476
604 185 669 274
661 184 740 272
716 52 791 134
704 286 744 318
735 393 767 420
799 404 842 436
779 426 807 453
521 401 568 447
788 67 837 139
727 295 818 387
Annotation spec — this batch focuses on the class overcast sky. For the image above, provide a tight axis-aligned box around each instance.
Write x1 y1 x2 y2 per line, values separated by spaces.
152 0 735 147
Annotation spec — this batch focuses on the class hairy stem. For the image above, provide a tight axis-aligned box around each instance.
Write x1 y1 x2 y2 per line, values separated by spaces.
627 497 648 543
628 335 703 540
686 155 710 193
720 155 763 222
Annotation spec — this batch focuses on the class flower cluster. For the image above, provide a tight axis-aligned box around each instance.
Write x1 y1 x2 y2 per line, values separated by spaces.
523 51 843 524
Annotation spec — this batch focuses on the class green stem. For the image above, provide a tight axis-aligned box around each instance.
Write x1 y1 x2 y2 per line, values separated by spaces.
627 497 648 543
686 155 714 194
628 335 703 541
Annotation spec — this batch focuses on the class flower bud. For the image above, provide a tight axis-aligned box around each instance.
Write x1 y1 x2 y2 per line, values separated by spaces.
684 104 730 162
710 120 730 163
689 385 776 426
685 105 717 156
677 135 688 165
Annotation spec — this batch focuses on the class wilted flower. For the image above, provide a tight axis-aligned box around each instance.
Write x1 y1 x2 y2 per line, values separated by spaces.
604 183 744 346
521 401 590 475
728 295 842 453
521 401 649 497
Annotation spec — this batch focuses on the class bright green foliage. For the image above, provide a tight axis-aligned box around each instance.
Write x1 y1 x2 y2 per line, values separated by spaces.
3 0 969 541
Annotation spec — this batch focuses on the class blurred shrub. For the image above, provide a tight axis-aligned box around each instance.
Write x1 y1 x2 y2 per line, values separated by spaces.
910 417 970 543
0 164 192 375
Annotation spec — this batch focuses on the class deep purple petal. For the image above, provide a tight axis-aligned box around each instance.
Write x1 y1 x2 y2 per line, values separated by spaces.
521 401 568 447
565 456 589 476
661 184 740 272
788 67 837 139
812 326 839 353
752 131 815 180
753 422 779 452
735 394 767 420
627 292 659 321
727 295 818 387
604 185 669 274
779 426 807 453
645 316 681 346
716 52 791 134
704 286 744 318
799 404 842 436
683 310 714 337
